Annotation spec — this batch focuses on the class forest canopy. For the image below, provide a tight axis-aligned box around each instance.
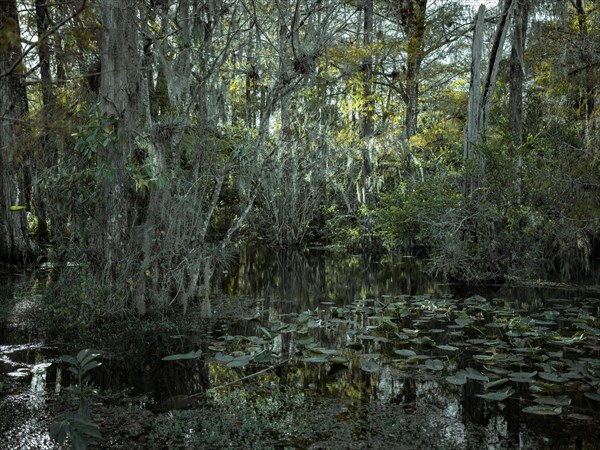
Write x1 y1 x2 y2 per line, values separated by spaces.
0 0 598 317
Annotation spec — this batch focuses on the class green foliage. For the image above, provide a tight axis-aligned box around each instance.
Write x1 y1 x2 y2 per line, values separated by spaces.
50 350 102 449
50 406 102 450
376 131 600 282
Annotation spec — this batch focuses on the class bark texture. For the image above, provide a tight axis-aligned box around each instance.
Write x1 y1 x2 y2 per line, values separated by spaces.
0 0 35 262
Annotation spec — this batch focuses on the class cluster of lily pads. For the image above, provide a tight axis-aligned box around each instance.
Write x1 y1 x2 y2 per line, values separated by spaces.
196 293 600 417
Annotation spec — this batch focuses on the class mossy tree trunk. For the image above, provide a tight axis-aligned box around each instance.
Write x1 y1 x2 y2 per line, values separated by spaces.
0 0 37 262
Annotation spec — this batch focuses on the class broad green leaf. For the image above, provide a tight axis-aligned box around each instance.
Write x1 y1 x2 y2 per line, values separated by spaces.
446 371 467 385
473 354 495 362
484 366 509 375
522 405 562 415
476 387 515 401
425 359 444 371
259 327 272 340
9 205 25 211
61 355 78 366
534 395 571 406
412 336 435 346
214 353 234 363
360 358 380 373
302 355 329 363
227 355 252 368
484 378 510 389
455 317 474 327
162 349 202 361
251 350 271 364
584 392 600 402
508 371 537 378
394 349 417 357
538 372 567 383
436 344 459 352
465 368 489 382
81 360 101 373
329 355 349 365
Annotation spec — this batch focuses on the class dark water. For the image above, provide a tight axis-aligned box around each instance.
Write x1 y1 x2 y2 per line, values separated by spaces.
1 252 600 449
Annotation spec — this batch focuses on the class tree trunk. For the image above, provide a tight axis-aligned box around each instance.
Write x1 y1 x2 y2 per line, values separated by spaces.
99 0 147 311
508 0 528 148
480 0 515 131
463 1 514 197
360 0 374 207
463 5 486 198
33 0 53 242
0 0 36 262
399 0 427 139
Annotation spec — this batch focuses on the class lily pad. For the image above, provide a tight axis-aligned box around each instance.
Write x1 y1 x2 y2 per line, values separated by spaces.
484 378 510 389
534 395 571 406
538 372 567 383
476 387 515 401
435 344 460 352
425 359 444 371
394 349 417 357
522 405 562 415
446 370 468 385
465 368 489 382
584 392 600 402
455 317 474 327
162 349 202 361
360 358 380 373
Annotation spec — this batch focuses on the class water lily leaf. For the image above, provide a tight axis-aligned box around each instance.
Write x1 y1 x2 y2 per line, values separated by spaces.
215 353 234 363
465 368 489 382
476 387 514 401
308 319 321 328
412 336 435 346
251 350 272 364
302 355 329 363
455 317 474 327
473 354 495 362
508 371 537 378
484 378 510 389
446 370 468 385
394 349 417 357
568 413 592 421
484 366 509 375
436 344 460 352
522 405 562 415
329 355 349 365
534 395 571 406
538 372 567 383
162 349 202 361
227 355 253 368
425 359 444 371
356 334 376 340
360 358 380 373
485 322 507 329
296 337 315 347
548 334 585 346
584 392 600 402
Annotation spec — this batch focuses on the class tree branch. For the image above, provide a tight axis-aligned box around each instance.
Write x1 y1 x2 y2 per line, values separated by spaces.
0 0 87 79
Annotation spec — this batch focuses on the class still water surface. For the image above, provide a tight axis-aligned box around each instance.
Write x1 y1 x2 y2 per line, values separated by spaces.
1 250 599 448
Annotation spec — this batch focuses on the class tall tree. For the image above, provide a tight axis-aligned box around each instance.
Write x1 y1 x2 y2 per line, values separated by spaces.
394 0 428 139
0 0 36 262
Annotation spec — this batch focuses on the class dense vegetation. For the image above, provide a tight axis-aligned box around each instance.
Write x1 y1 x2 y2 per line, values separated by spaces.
0 0 599 320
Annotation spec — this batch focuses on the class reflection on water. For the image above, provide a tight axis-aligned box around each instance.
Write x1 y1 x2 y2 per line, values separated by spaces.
220 249 450 316
0 249 599 448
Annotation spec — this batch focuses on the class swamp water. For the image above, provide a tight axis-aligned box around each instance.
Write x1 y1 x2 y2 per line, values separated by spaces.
1 251 600 449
